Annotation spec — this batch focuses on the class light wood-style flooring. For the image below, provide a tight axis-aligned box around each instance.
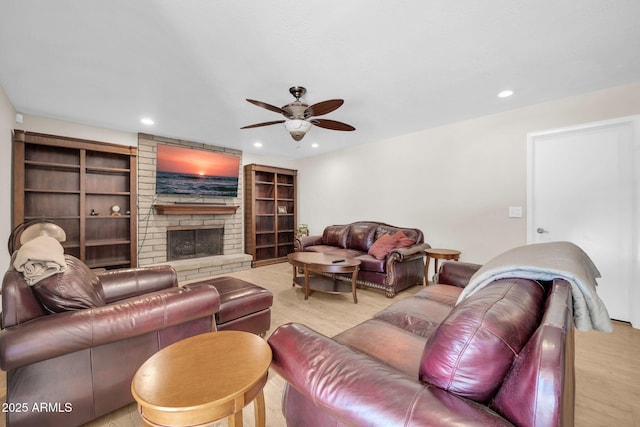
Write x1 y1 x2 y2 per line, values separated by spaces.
1 262 639 426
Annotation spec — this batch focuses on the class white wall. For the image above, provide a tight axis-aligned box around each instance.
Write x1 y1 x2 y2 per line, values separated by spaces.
296 83 640 265
15 114 138 146
242 152 297 170
0 85 16 273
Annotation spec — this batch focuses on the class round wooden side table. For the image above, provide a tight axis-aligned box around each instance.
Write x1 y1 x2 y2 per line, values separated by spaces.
131 331 272 427
424 248 461 285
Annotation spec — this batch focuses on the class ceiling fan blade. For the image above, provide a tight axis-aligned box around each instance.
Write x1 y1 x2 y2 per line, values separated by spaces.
241 120 285 129
310 119 355 131
304 99 344 118
246 99 288 115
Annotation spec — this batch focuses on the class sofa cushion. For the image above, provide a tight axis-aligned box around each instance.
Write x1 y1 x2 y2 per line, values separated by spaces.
414 284 463 306
32 255 106 313
355 254 386 273
334 319 429 378
419 278 545 402
347 224 377 252
324 248 367 259
322 225 350 249
374 296 452 338
305 245 340 254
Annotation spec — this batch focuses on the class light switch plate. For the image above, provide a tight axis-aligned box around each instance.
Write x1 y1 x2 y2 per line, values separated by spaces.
508 206 523 218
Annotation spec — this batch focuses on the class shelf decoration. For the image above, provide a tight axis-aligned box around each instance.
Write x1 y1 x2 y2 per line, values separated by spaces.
297 224 309 237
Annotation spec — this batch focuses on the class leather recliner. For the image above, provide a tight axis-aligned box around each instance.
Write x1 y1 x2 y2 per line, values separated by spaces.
0 255 220 427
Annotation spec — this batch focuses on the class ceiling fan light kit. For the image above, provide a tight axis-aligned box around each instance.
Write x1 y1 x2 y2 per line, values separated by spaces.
241 86 355 142
284 119 312 141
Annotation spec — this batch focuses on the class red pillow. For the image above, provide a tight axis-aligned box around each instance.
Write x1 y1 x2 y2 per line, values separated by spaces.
368 233 399 260
393 230 416 248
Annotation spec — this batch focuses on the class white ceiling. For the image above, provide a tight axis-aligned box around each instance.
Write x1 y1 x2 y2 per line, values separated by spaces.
1 1 639 159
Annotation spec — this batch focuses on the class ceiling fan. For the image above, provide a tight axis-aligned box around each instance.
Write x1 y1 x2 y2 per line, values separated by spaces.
241 86 355 141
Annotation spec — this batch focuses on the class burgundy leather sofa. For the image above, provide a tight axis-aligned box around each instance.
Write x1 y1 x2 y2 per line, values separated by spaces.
0 255 220 427
294 221 428 297
268 261 575 426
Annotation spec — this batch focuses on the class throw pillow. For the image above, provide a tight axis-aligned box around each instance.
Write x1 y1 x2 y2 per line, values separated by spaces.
368 233 399 260
32 255 106 313
393 230 416 248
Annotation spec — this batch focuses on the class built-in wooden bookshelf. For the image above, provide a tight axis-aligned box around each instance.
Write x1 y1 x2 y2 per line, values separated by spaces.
244 164 297 267
12 130 138 269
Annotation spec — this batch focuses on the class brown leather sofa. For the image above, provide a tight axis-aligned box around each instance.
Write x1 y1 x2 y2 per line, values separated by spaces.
0 255 220 427
294 221 428 297
268 261 575 426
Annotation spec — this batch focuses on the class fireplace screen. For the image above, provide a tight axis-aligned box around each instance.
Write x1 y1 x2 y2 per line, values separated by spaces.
167 227 223 261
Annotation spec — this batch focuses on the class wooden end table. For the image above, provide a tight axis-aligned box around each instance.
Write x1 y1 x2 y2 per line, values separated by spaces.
287 252 361 303
424 248 461 285
131 331 272 427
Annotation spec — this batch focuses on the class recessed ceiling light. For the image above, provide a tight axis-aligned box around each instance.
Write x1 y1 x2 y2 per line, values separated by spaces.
498 90 514 98
254 142 263 148
311 143 319 148
140 117 154 125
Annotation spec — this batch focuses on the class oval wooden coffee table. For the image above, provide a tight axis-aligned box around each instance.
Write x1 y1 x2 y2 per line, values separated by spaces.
131 331 272 427
287 252 361 303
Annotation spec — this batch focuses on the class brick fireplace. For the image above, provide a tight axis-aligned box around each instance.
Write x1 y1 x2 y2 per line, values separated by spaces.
137 134 252 281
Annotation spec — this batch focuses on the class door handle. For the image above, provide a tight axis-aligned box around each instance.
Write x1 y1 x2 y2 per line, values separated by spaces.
536 228 548 234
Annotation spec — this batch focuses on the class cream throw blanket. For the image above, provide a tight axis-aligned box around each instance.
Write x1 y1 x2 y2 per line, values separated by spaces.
456 241 613 332
13 235 67 285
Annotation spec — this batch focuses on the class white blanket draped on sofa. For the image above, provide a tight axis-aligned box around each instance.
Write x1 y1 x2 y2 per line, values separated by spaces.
456 241 613 332
13 235 67 285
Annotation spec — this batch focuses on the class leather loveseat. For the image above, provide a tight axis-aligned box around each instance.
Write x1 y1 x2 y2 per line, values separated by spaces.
294 221 428 297
268 260 575 426
0 255 220 427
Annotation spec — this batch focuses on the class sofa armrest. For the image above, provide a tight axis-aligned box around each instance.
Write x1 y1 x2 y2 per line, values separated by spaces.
0 283 219 371
388 242 428 262
436 261 482 288
268 323 512 427
97 265 178 303
294 234 323 251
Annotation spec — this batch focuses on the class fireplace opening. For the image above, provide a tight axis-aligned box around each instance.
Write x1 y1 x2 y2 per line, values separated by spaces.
167 226 223 261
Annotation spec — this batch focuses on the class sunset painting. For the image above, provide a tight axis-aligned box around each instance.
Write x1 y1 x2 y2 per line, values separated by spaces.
155 144 240 197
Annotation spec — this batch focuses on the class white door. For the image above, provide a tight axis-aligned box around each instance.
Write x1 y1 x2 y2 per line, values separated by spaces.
527 116 639 325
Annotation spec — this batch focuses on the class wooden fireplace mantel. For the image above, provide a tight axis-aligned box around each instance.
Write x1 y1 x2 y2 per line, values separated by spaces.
153 203 239 215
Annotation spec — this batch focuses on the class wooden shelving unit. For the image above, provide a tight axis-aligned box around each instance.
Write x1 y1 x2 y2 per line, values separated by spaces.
244 164 297 267
12 130 138 269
